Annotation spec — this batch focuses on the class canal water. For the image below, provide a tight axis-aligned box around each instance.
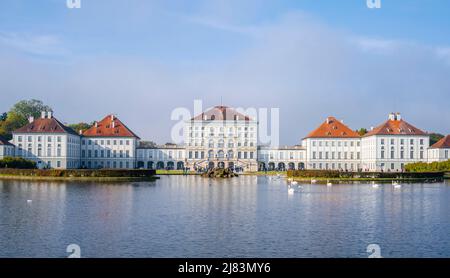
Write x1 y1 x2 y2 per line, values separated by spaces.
0 176 449 258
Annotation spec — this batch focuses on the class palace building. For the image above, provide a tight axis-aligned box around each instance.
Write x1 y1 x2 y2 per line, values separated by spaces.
303 116 362 171
11 111 81 169
428 135 450 162
0 135 15 159
184 106 258 171
5 107 447 172
361 113 429 171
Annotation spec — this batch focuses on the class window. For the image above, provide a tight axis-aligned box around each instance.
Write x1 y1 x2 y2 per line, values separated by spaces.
420 139 424 145
390 139 395 145
57 136 61 142
189 151 192 159
400 139 404 145
18 136 22 142
57 161 61 168
120 140 123 145
94 150 98 158
88 150 92 158
82 150 86 158
38 136 42 142
391 147 395 159
101 150 104 158
381 139 385 145
445 150 449 159
126 150 130 158
410 139 414 145
28 136 32 142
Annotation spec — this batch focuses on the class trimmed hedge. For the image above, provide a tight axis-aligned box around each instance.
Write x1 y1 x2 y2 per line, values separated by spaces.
0 157 36 169
405 160 450 172
287 170 445 179
0 168 156 177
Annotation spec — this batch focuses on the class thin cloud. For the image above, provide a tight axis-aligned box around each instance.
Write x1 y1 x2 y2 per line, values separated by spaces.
0 31 68 57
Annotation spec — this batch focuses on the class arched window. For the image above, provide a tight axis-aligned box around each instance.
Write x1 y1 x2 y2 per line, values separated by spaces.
228 140 234 148
217 150 224 158
227 150 234 159
218 139 224 148
208 139 214 148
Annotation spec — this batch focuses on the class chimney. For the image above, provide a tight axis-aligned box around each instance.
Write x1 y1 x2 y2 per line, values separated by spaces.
370 126 374 131
395 112 402 121
94 122 98 128
388 113 396 121
203 114 207 121
41 111 46 119
326 117 330 124
111 114 114 121
112 121 115 128
47 111 53 119
79 130 83 135
28 116 34 123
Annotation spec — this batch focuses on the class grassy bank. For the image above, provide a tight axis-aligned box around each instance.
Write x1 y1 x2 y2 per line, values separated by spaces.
155 170 199 175
0 169 158 181
0 175 158 182
242 171 287 176
290 177 443 183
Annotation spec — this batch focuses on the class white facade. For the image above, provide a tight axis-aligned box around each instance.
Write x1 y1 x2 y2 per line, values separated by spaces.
11 112 81 169
184 106 258 171
362 135 429 171
257 146 306 171
80 137 138 169
304 138 362 171
0 141 15 159
427 135 450 162
361 113 429 172
136 144 186 170
428 148 449 162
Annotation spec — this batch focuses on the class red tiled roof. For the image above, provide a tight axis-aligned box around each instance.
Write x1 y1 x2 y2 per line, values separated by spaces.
13 117 79 136
191 106 252 121
0 135 13 146
305 117 360 139
430 135 450 149
82 115 140 139
365 118 426 137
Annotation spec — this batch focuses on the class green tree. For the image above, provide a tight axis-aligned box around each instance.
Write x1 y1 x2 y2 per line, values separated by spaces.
357 128 368 136
0 99 52 140
68 122 93 133
429 133 445 146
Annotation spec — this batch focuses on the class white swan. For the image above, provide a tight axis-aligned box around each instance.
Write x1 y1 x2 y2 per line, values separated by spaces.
27 200 32 203
288 188 295 195
372 182 380 188
327 180 333 187
311 179 317 184
291 181 298 186
392 181 401 189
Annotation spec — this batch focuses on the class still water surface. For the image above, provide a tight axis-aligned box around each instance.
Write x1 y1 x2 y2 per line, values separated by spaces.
0 176 449 258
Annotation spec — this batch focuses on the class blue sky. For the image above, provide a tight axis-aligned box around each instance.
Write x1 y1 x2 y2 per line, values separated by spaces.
1 0 450 144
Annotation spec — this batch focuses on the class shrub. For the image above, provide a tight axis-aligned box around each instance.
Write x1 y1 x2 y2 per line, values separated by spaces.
0 157 37 169
405 160 450 172
287 169 445 179
0 168 156 177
